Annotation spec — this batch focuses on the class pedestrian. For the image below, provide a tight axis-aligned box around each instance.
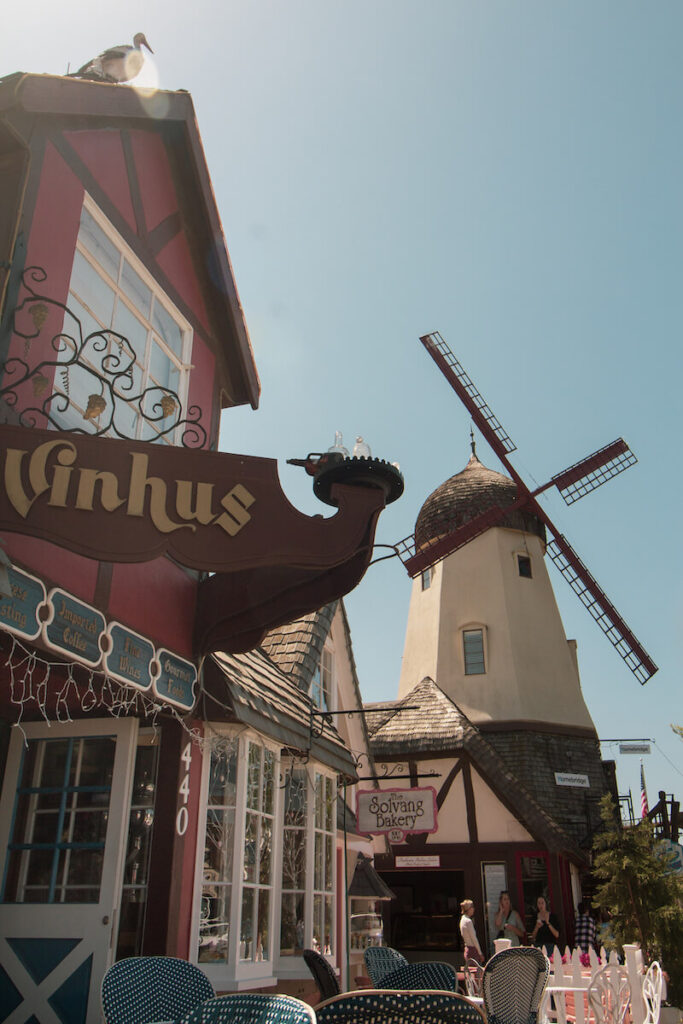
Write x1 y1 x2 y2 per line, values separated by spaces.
530 895 560 955
460 898 484 964
573 900 597 954
494 890 525 946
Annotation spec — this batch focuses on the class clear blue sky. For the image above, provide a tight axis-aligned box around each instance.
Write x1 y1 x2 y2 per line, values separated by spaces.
5 1 682 812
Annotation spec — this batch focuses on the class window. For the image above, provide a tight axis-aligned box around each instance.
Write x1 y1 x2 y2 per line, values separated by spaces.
463 628 486 675
517 555 532 578
116 732 159 959
421 565 434 590
310 646 333 711
57 198 192 443
279 766 336 961
198 734 277 972
241 742 276 963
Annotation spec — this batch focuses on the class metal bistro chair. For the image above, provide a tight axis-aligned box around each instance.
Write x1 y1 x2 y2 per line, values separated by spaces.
642 961 663 1024
587 965 631 1024
101 955 214 1024
377 961 458 992
316 989 486 1024
482 946 549 1024
179 993 317 1024
303 948 341 1003
463 959 484 999
364 945 409 985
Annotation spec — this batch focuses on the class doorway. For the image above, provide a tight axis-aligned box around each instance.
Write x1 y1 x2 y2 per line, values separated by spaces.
0 718 137 1024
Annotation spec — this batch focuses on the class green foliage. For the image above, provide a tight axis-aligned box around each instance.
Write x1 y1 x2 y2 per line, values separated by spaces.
592 795 683 1006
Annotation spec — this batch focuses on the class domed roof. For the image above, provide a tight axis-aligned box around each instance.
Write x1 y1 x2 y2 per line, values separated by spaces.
415 453 546 549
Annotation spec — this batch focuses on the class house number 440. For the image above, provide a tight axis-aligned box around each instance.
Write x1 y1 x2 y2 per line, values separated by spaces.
176 741 192 836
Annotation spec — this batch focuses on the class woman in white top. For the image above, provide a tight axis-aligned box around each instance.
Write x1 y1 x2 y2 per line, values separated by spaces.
459 898 484 964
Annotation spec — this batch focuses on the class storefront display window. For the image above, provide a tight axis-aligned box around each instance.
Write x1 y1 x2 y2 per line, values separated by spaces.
197 732 278 977
279 765 336 962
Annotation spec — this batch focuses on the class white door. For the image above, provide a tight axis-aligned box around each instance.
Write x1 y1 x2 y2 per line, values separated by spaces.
0 718 137 1024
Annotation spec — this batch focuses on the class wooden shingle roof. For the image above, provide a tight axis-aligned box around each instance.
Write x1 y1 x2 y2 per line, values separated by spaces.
366 677 584 860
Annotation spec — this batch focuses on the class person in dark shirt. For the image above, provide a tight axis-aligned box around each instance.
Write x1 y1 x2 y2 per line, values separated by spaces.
530 895 560 956
574 900 597 953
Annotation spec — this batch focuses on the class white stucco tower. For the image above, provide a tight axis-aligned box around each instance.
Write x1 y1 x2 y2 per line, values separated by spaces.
397 448 608 843
398 449 597 734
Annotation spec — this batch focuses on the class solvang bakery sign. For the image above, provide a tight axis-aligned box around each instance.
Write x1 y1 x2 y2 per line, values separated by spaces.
0 423 383 572
357 787 438 843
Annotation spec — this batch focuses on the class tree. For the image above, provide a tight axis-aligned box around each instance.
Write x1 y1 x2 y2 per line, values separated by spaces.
592 795 683 1006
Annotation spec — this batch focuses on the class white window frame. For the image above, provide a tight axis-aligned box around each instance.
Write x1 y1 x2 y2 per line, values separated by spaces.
58 194 193 445
192 728 282 989
276 761 337 977
462 624 487 675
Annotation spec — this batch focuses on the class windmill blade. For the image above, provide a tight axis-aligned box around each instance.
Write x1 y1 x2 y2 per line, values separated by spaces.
546 532 657 684
419 332 518 468
548 439 637 505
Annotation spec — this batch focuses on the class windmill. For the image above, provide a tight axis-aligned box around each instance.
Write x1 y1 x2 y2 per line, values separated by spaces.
394 331 657 685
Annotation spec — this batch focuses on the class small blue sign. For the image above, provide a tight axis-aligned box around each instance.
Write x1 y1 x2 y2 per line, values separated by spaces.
0 566 46 640
104 623 154 691
43 589 105 667
154 649 197 711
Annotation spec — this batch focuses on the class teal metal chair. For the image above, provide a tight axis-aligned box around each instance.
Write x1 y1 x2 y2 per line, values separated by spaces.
316 989 486 1024
377 961 457 991
179 993 317 1024
364 946 408 985
101 956 214 1024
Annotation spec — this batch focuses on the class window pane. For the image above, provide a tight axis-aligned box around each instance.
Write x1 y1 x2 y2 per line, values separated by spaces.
199 884 231 963
149 338 180 394
204 808 234 879
464 629 485 675
244 812 257 883
325 834 333 892
325 777 335 832
259 818 272 884
280 892 304 957
208 739 237 805
282 828 306 890
113 301 148 364
263 750 275 816
121 260 152 317
247 744 261 811
152 300 184 358
284 770 306 826
315 774 324 829
70 250 116 325
240 887 254 960
324 896 334 955
257 888 270 962
314 832 323 890
79 208 120 281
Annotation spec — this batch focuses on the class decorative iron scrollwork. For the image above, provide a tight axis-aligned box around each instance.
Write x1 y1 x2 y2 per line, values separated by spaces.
0 267 207 448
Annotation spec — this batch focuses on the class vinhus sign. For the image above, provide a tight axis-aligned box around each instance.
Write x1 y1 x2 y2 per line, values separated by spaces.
0 423 386 574
356 787 438 843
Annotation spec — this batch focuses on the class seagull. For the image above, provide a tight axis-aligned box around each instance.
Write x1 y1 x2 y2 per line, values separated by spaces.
71 33 153 83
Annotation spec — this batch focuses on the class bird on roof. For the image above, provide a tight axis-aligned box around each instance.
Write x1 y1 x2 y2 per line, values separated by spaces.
71 33 153 84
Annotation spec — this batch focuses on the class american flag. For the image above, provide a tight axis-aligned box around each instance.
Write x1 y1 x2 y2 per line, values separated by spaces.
640 761 649 819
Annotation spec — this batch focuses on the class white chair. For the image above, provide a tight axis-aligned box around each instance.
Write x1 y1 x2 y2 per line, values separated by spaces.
587 965 631 1024
642 961 663 1024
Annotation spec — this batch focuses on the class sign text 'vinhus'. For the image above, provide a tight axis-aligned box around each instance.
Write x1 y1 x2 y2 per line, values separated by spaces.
356 787 438 843
0 423 386 577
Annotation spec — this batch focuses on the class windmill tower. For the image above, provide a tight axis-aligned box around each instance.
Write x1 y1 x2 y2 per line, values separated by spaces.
398 442 595 733
394 333 656 840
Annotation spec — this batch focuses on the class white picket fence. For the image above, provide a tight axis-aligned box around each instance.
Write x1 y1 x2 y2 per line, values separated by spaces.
492 939 658 1024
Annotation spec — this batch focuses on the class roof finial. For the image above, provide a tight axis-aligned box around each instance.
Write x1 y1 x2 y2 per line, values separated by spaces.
470 425 477 457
